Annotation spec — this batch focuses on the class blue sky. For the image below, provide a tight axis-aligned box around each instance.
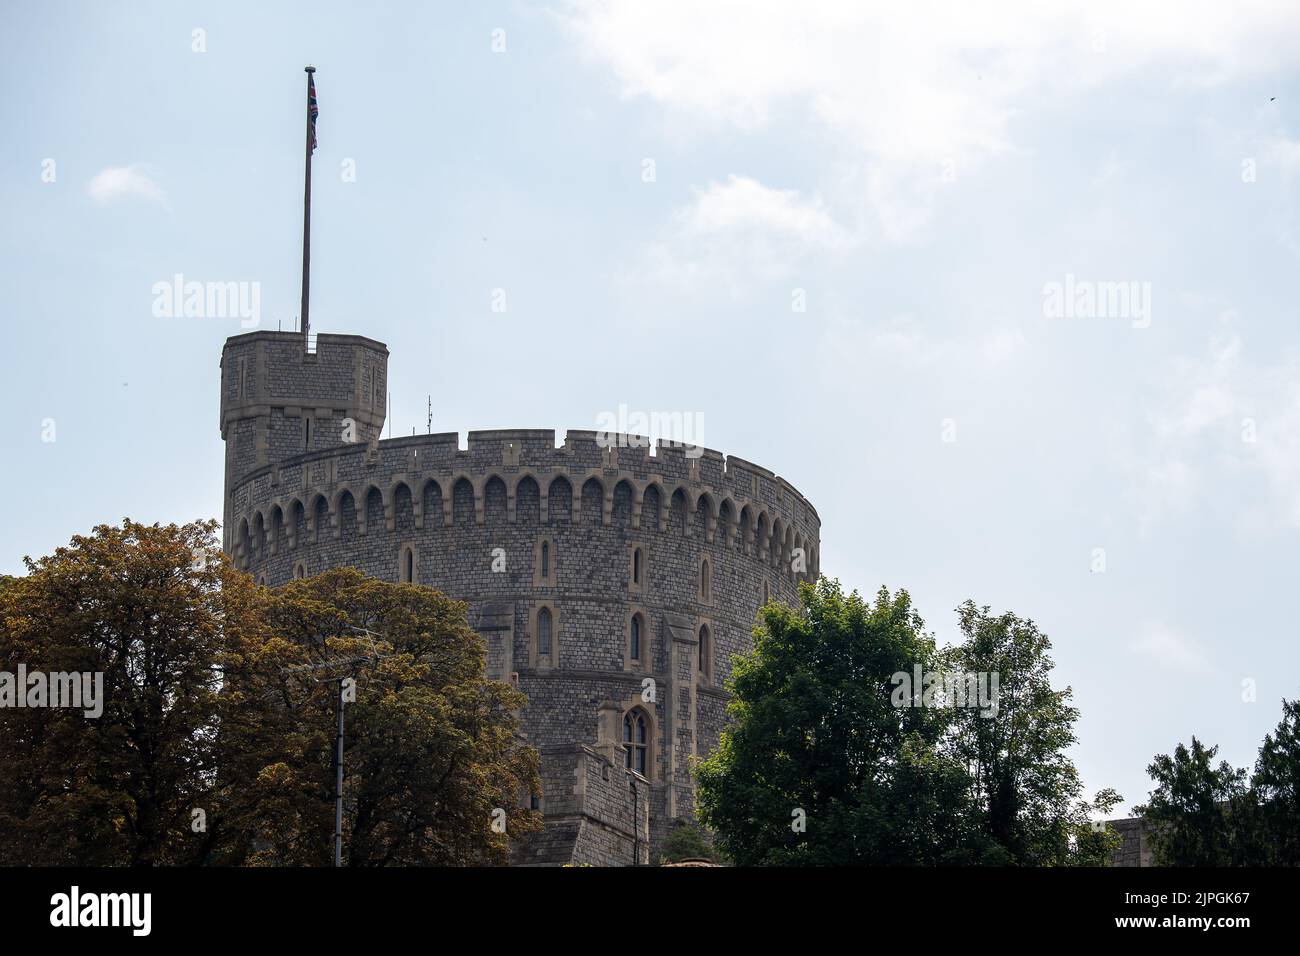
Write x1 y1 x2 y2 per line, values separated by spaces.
3 0 1299 814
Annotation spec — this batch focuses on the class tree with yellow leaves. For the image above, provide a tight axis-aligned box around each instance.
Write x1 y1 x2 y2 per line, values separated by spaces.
0 520 539 866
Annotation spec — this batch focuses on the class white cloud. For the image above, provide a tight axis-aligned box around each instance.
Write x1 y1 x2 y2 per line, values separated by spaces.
1264 135 1300 176
1131 311 1300 534
1092 150 1132 187
644 175 849 290
87 165 166 204
811 313 1027 395
562 0 1300 241
683 175 841 240
1132 621 1213 674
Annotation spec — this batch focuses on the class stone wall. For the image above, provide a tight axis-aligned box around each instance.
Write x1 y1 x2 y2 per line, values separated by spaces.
1108 816 1155 867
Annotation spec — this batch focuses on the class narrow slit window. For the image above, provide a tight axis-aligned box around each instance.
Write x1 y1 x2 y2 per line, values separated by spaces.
538 607 552 658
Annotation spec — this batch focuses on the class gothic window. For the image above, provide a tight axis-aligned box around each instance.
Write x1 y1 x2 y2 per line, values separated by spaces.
293 561 306 580
699 558 711 602
399 545 416 584
762 579 770 605
623 709 648 775
630 614 642 662
628 545 647 594
538 607 552 659
535 537 556 587
698 625 711 681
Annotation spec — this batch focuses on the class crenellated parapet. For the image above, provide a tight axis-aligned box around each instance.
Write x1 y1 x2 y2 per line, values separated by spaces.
227 428 820 582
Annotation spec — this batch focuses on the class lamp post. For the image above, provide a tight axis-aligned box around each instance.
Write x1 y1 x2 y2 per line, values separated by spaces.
281 626 389 867
629 774 640 865
333 675 345 868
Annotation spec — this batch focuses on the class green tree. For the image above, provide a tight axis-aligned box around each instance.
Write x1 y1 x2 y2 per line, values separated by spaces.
0 520 540 866
210 567 541 866
0 519 247 865
695 582 1119 866
947 601 1121 865
1136 737 1260 866
694 579 985 865
1252 699 1300 865
658 820 725 864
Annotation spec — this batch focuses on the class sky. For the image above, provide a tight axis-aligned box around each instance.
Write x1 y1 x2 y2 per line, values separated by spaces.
2 0 1299 815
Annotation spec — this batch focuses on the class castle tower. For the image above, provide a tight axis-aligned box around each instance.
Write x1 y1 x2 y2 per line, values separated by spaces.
219 331 388 550
219 329 821 864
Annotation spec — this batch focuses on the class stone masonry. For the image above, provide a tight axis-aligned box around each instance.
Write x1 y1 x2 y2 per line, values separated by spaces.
220 330 821 864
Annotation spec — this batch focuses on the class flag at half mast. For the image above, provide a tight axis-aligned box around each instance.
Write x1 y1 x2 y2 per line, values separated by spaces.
308 72 319 152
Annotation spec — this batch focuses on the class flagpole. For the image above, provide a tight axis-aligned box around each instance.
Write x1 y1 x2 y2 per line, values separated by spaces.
301 65 316 351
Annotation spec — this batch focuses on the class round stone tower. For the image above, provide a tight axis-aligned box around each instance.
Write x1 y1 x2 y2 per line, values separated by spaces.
221 330 821 865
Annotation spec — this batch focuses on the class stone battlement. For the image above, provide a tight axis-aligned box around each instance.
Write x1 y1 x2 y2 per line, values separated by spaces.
228 428 819 575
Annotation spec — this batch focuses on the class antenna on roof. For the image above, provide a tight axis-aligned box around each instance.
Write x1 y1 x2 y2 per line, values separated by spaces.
427 396 432 434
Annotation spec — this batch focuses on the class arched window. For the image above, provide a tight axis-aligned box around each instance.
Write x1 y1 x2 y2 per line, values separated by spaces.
538 607 552 658
623 709 648 775
293 561 306 580
399 546 415 583
698 625 710 679
700 558 711 601
628 545 647 594
535 537 555 586
630 614 641 662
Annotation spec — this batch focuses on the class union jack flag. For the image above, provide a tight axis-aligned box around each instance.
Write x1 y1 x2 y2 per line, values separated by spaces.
308 72 319 153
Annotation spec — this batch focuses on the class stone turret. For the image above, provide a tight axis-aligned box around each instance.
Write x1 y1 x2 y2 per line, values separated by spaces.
219 331 388 548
